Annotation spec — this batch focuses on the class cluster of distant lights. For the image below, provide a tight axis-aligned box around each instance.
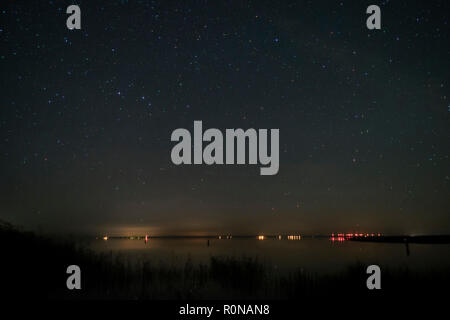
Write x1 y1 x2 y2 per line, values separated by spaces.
218 235 233 239
256 235 301 240
100 233 381 242
101 235 302 240
102 235 150 241
330 233 382 242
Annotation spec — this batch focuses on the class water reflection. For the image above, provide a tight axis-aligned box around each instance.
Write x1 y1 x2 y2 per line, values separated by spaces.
89 237 450 275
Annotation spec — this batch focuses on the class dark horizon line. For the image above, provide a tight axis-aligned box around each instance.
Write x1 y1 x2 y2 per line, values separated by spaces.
98 234 450 239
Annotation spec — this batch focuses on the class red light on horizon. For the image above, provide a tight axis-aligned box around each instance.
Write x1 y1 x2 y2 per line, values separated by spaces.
330 236 346 242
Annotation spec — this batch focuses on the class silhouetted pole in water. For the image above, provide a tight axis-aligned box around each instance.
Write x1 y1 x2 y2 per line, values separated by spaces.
404 238 410 256
207 239 210 247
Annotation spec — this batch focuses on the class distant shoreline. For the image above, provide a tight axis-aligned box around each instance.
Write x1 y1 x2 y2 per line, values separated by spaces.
349 235 450 244
97 234 450 243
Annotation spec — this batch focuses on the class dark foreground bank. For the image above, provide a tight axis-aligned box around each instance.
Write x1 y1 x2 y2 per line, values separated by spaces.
1 221 449 301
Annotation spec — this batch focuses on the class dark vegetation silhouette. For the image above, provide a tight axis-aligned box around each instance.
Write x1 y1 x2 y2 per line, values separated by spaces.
1 221 449 300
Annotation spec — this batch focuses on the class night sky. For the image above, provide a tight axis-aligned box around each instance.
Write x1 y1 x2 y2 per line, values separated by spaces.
1 0 449 236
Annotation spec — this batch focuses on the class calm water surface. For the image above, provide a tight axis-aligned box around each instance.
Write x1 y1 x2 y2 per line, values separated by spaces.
89 237 450 275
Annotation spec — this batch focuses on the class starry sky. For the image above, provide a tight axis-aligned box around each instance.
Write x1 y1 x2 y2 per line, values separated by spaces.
1 0 449 236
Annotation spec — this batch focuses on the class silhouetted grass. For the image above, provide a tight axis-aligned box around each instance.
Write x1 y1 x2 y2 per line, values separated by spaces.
1 222 449 300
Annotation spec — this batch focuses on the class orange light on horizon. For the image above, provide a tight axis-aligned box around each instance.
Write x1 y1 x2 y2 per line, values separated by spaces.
103 236 108 241
258 235 265 240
